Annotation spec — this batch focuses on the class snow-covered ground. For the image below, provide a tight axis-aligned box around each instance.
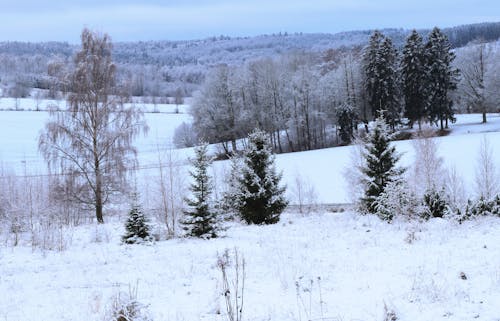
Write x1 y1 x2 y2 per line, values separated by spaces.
1 212 499 321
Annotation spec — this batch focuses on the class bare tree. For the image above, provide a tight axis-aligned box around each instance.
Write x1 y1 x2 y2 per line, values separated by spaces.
474 136 499 200
39 28 148 223
411 130 445 195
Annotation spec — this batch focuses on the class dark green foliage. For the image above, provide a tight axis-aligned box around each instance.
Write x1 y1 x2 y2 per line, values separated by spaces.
425 27 459 130
361 115 404 213
363 30 401 129
237 130 288 224
182 143 218 239
458 195 500 223
401 30 427 129
422 188 448 219
122 199 152 244
335 103 357 144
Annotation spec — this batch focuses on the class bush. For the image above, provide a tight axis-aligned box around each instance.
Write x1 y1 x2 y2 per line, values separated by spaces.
422 188 448 219
457 195 500 223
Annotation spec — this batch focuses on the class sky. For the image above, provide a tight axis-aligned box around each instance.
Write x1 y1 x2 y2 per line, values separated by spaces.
0 0 498 43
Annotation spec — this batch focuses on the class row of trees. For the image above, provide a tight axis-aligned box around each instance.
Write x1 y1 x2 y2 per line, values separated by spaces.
354 114 500 222
181 131 288 239
365 27 458 130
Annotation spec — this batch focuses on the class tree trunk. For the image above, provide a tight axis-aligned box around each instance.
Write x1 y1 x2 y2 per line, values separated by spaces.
95 179 104 223
482 111 487 123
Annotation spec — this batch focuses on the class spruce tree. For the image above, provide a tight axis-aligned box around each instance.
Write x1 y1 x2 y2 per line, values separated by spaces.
236 130 288 224
363 30 384 117
182 143 218 239
363 31 400 129
361 114 405 213
401 30 427 129
425 27 459 130
122 196 152 244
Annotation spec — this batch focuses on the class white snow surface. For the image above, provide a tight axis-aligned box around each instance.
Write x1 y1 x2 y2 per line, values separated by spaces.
1 212 499 321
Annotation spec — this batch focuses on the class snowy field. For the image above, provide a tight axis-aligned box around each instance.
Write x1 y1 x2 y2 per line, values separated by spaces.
1 212 499 321
0 100 499 204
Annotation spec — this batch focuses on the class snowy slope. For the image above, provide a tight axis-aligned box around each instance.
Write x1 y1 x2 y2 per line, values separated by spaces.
0 101 499 204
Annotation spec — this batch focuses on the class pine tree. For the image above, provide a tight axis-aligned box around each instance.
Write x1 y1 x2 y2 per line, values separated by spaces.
401 30 427 129
122 196 152 244
236 130 288 224
361 114 405 213
425 27 459 130
182 143 218 239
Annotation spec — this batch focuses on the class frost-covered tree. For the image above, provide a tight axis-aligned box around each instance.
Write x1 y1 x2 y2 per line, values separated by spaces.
236 130 288 224
425 27 459 130
474 137 499 201
456 42 500 123
401 30 427 129
361 114 405 213
122 196 152 244
411 132 445 196
38 28 148 223
374 178 420 222
182 143 218 238
191 65 246 155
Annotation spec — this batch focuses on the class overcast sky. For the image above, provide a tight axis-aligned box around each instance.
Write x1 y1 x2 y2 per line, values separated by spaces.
1 0 498 42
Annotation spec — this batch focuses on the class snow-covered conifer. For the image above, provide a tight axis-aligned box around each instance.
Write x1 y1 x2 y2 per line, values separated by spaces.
236 130 288 224
122 195 152 244
361 114 405 213
422 188 448 219
182 143 219 239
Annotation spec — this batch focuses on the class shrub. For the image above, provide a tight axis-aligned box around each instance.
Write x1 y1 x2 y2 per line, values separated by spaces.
422 188 448 219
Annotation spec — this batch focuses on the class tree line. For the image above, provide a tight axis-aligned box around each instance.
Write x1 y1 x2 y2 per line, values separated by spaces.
187 26 499 154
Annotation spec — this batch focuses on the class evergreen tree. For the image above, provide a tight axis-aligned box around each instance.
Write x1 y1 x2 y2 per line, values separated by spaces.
361 114 405 213
236 130 288 224
401 30 427 129
363 31 400 129
335 102 357 144
122 196 152 244
425 27 459 130
182 143 218 239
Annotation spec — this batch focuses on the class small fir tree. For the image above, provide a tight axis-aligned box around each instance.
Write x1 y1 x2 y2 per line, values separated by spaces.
361 114 405 213
236 130 288 224
122 196 152 244
182 143 218 239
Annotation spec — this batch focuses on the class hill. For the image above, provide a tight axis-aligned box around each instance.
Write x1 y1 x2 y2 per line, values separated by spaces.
0 22 499 97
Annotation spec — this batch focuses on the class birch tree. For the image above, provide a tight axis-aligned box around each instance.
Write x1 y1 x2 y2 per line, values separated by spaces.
39 28 148 223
